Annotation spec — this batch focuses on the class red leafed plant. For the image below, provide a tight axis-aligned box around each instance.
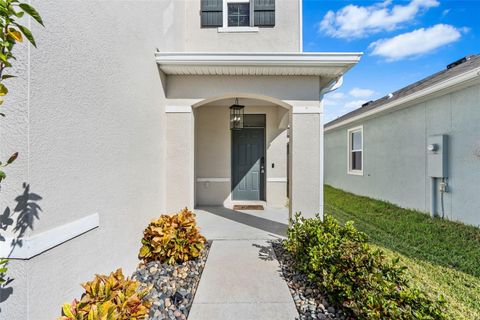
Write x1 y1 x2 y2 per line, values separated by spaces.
139 208 206 265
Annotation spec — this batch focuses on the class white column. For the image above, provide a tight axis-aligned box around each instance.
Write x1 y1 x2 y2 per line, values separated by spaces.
289 106 323 220
165 106 195 212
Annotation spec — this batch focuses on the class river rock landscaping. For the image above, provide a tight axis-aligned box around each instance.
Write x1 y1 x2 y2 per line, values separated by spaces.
273 241 349 320
134 241 211 320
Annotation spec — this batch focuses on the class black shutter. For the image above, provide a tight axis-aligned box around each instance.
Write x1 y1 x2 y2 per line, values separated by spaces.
254 0 275 27
201 0 223 28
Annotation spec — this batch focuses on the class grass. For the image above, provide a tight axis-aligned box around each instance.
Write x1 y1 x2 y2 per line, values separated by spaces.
325 185 480 320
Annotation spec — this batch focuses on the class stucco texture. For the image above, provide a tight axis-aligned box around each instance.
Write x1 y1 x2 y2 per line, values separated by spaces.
0 1 185 319
194 101 288 207
325 84 480 226
184 0 302 52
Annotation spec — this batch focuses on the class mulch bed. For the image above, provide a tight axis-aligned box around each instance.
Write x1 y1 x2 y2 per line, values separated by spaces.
133 241 211 320
272 240 351 320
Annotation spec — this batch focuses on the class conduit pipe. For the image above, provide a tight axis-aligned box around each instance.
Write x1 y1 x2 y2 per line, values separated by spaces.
430 177 437 217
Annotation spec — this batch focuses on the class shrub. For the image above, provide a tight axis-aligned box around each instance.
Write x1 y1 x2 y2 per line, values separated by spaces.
139 208 206 265
285 214 446 320
58 269 151 320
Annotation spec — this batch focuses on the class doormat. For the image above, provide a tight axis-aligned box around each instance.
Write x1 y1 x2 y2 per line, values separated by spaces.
233 205 264 211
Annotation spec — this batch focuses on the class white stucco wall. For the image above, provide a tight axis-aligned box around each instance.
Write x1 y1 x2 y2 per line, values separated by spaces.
194 102 289 207
0 1 186 319
325 83 480 226
163 75 321 212
184 0 302 52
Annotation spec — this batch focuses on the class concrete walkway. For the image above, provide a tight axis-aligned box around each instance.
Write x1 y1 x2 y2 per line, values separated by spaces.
189 207 298 320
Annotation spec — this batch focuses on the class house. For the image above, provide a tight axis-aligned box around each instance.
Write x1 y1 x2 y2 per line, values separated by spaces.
0 1 361 318
324 55 480 226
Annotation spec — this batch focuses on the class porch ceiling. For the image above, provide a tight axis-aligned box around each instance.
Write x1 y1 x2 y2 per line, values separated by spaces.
155 52 362 78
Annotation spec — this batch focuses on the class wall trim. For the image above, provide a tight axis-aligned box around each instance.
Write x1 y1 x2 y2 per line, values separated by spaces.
292 106 322 114
166 106 192 113
196 178 231 182
0 213 100 260
267 177 287 182
218 27 259 33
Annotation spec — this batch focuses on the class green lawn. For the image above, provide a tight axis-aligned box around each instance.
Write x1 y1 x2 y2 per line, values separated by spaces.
325 185 480 320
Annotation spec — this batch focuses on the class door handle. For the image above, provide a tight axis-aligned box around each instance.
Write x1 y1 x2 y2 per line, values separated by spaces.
260 157 265 174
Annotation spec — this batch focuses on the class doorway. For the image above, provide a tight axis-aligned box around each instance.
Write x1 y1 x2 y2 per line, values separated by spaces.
231 115 266 201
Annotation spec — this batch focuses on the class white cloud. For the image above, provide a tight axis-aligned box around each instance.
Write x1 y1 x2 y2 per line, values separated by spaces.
319 0 439 39
369 24 462 60
349 88 375 98
329 92 345 100
323 91 346 107
344 100 368 110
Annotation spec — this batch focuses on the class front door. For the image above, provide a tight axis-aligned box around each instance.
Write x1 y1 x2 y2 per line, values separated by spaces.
232 128 265 201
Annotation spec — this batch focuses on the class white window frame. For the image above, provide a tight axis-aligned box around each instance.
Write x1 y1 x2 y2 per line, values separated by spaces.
347 126 363 176
218 0 259 33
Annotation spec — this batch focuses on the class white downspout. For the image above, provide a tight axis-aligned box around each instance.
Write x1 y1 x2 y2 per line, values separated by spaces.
430 177 437 217
318 76 344 219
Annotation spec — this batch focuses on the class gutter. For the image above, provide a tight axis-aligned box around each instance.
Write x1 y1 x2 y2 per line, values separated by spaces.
325 66 480 132
155 52 363 67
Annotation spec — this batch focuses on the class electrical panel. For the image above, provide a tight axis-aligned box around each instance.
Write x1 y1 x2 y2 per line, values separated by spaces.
427 135 448 178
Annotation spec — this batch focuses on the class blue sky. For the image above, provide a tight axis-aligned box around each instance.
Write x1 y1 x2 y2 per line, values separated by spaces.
303 0 480 122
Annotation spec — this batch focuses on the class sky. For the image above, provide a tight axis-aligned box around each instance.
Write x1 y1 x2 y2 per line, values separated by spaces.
302 0 480 123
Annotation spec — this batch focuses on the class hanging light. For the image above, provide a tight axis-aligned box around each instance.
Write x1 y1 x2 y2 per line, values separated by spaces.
229 98 245 130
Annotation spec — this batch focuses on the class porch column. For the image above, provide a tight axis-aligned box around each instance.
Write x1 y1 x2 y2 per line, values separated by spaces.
289 105 323 220
165 106 195 212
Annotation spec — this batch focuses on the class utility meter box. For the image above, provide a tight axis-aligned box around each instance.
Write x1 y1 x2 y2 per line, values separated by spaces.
427 135 448 178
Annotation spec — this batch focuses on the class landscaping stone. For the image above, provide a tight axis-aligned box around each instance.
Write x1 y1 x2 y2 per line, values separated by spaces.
272 241 353 320
133 241 211 320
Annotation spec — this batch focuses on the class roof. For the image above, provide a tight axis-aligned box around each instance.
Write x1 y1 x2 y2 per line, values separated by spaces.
155 52 362 78
325 54 480 131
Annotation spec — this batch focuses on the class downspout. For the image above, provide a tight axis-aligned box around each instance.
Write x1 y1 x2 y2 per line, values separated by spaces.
320 76 344 99
430 177 437 217
318 76 344 219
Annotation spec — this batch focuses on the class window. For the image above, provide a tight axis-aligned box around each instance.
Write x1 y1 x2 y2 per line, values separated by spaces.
348 126 363 175
200 0 275 30
228 3 250 27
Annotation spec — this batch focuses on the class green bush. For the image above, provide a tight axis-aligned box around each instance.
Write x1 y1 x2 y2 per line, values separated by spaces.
58 269 151 320
285 214 446 320
139 208 206 265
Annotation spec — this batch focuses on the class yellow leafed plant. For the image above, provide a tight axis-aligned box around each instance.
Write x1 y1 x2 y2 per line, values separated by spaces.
139 208 206 265
57 269 151 320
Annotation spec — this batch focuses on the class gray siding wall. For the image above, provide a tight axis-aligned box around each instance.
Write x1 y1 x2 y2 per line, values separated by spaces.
325 83 480 226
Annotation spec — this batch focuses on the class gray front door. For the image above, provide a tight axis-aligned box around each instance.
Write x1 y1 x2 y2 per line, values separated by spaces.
232 128 265 201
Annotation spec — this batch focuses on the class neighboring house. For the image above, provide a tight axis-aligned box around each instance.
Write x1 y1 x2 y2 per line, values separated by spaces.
325 55 480 226
0 1 360 318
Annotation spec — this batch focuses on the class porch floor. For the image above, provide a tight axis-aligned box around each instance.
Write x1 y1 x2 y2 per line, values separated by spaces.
189 207 298 320
194 206 289 240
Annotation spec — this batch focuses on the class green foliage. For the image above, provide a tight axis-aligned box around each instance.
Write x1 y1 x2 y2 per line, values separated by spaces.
0 258 7 284
0 0 43 290
57 269 151 320
0 0 43 183
325 184 480 319
285 213 446 320
139 208 206 265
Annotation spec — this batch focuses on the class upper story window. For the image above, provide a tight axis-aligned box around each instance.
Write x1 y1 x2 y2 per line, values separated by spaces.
228 3 250 27
347 126 363 175
201 0 275 31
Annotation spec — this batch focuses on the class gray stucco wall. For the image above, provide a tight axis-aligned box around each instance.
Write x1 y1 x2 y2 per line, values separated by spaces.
325 83 480 226
0 1 186 318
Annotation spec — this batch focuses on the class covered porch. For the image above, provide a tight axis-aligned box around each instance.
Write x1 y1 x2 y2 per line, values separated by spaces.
157 52 361 219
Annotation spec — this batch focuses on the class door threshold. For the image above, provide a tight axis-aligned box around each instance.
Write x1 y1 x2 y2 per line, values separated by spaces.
233 204 264 211
227 200 267 210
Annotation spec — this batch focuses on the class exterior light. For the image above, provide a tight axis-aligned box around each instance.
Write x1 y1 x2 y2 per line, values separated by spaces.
230 98 245 130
